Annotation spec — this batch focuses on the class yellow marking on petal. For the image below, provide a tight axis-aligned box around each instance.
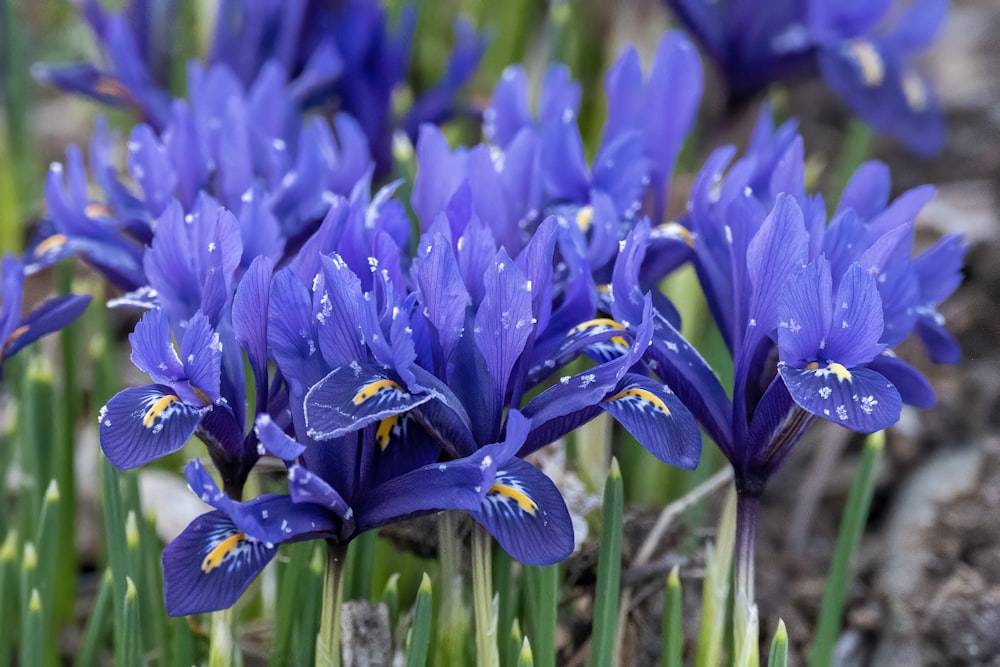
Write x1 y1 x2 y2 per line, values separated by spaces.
656 221 695 248
489 483 537 515
201 532 245 573
569 318 625 336
605 387 670 414
827 362 852 382
142 395 180 428
85 203 112 218
596 284 611 295
34 234 68 257
806 361 852 382
376 415 400 450
352 379 404 405
6 325 29 344
575 206 594 232
846 39 884 87
901 71 928 112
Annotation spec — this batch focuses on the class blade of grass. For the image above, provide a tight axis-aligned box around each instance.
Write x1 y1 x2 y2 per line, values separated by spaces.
588 458 623 667
381 573 400 641
507 619 523 667
74 568 113 667
121 577 141 667
661 566 683 667
492 544 516 667
522 563 557 667
808 431 884 667
291 543 325 667
0 530 18 667
404 572 433 667
344 530 376 601
270 541 314 666
768 620 788 667
695 488 736 667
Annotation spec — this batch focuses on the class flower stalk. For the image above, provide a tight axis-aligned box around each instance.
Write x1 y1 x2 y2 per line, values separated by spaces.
316 541 348 667
472 523 498 667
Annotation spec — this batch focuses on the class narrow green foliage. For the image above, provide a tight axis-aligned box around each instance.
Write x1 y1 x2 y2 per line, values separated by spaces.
588 458 624 667
121 577 141 667
140 512 170 665
492 545 516 667
18 355 55 537
170 616 196 667
20 543 41 663
55 264 82 620
291 544 325 666
516 636 534 667
522 563 558 667
381 573 400 639
507 619 523 667
208 607 241 667
0 531 18 667
271 542 315 666
404 572 433 667
33 480 60 663
696 490 736 667
22 589 43 667
472 523 499 667
809 431 885 667
435 513 468 667
344 530 377 601
316 542 348 667
75 569 113 667
661 566 683 667
768 620 788 667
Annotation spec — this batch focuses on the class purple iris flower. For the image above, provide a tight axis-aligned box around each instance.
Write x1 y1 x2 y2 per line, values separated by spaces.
665 0 948 155
0 255 91 378
415 31 702 293
35 0 485 179
300 202 702 566
638 123 965 494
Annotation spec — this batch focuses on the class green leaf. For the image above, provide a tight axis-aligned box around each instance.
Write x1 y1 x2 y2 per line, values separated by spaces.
588 458 623 667
405 572 433 667
661 566 683 667
768 620 788 667
809 431 884 667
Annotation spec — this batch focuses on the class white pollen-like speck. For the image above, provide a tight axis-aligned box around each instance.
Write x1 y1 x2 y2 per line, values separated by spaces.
438 464 447 472
836 405 848 420
818 387 832 399
560 376 571 384
579 373 596 388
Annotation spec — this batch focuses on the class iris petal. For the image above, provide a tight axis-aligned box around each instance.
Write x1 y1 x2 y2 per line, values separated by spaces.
304 365 435 441
472 458 574 566
162 510 277 616
779 364 901 432
601 374 701 470
99 384 206 469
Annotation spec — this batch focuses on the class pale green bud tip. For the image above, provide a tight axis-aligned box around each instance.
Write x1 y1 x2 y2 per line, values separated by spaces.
510 617 522 640
23 542 37 570
89 335 106 358
775 618 787 643
27 355 54 381
125 511 140 548
125 576 137 601
867 430 886 451
392 130 414 162
44 479 60 503
383 572 400 592
419 571 432 594
29 588 42 612
309 546 324 573
0 531 17 561
668 564 680 589
550 1 570 24
519 636 533 662
608 456 622 481
102 567 113 583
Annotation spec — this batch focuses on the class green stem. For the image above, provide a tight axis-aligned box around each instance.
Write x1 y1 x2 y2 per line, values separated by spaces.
472 523 498 667
436 512 467 666
808 432 884 667
588 458 623 667
734 493 761 667
316 541 348 667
